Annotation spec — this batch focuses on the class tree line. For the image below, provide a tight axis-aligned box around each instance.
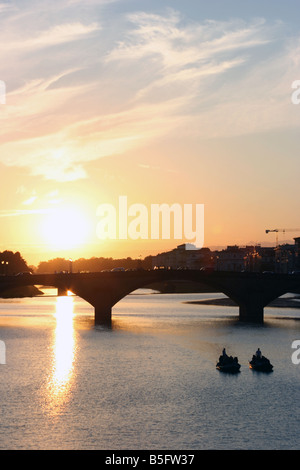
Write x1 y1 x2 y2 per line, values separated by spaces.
0 251 30 275
36 255 153 274
0 250 155 275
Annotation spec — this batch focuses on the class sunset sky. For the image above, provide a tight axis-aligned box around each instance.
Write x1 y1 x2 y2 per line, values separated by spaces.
0 0 300 266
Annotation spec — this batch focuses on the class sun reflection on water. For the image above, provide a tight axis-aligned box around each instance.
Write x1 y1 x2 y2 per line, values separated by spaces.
43 294 77 418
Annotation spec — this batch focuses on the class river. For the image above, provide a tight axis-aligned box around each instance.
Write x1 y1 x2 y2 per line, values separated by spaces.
0 289 299 450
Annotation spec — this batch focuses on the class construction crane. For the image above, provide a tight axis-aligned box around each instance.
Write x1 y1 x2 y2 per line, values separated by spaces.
265 228 300 247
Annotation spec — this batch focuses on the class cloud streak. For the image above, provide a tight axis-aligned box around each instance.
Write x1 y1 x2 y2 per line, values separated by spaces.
3 22 100 53
0 209 51 217
0 4 297 181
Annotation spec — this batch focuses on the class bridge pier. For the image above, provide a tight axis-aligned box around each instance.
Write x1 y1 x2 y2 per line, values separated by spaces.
223 279 272 324
94 303 112 327
239 303 264 323
57 287 69 296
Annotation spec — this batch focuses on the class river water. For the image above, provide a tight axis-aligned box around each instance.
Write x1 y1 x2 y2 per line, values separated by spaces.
0 288 299 450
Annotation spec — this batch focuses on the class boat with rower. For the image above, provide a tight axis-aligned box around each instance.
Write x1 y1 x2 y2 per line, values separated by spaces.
249 348 273 372
216 348 241 373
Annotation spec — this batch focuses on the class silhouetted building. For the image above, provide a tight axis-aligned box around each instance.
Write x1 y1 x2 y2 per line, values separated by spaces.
216 245 247 272
152 240 300 273
256 246 275 272
294 237 300 269
274 244 296 273
152 244 213 270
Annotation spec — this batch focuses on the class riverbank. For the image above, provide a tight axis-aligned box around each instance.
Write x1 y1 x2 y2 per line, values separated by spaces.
0 285 44 298
184 296 300 309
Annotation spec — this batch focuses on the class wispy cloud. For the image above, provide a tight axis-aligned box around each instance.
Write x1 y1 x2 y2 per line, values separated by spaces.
105 12 277 105
0 209 51 217
107 13 271 65
0 5 297 181
3 22 100 53
104 11 300 139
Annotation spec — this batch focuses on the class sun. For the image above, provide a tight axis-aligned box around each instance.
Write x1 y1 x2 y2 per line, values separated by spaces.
41 206 90 251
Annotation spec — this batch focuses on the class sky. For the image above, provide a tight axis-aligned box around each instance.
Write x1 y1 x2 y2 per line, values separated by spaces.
0 0 300 266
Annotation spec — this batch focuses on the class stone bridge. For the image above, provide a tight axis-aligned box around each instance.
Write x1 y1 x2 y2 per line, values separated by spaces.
0 270 299 325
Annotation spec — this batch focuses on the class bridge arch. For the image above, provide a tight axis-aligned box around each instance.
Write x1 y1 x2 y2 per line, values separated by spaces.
0 270 299 325
63 271 300 326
